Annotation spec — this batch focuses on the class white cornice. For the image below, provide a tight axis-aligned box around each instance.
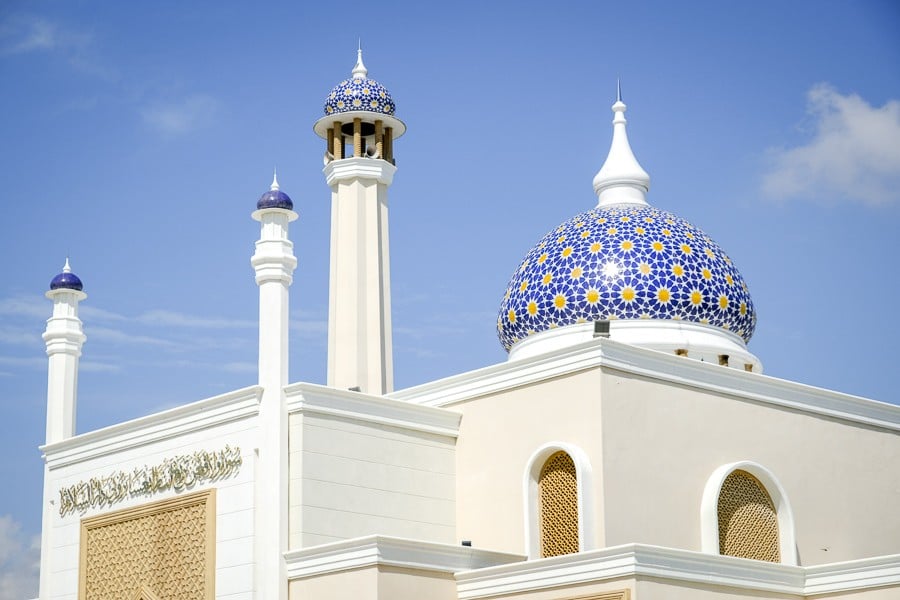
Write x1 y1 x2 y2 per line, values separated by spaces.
389 338 900 432
455 544 900 599
42 386 262 469
323 157 396 186
284 535 524 580
284 382 461 438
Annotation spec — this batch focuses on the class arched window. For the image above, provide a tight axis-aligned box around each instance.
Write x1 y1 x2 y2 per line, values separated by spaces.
717 470 780 562
700 461 798 565
524 442 594 559
538 451 579 557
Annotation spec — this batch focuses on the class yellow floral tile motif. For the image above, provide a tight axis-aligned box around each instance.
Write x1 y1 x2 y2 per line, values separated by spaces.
497 205 756 351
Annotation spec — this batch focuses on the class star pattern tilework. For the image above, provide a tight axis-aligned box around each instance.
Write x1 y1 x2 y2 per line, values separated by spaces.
498 205 756 351
324 77 395 116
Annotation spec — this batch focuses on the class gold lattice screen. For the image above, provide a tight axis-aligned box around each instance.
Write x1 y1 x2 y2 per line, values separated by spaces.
539 451 579 558
79 489 215 599
717 470 780 562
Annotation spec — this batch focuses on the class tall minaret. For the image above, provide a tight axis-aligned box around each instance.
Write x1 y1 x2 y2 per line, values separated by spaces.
250 172 297 600
42 258 87 444
40 259 86 599
314 48 406 395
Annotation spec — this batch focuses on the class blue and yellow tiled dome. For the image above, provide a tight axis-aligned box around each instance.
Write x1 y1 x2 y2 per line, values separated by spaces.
324 49 395 117
497 205 756 351
497 92 757 356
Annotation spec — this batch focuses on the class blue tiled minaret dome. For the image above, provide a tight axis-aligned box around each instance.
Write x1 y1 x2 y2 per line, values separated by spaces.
49 258 83 291
257 170 293 210
497 91 756 352
324 48 395 117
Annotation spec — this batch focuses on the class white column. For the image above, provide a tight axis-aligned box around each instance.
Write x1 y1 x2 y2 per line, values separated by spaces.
251 206 297 600
40 273 86 599
325 157 396 395
42 286 86 444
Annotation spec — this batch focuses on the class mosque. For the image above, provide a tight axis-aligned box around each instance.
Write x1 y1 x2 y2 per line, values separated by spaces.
36 50 900 599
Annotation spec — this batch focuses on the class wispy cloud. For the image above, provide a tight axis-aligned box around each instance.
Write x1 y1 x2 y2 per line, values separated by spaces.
0 327 41 347
0 515 39 599
0 355 45 369
0 296 47 319
0 16 68 54
762 84 900 206
87 326 179 348
0 14 111 78
141 94 220 136
136 309 255 329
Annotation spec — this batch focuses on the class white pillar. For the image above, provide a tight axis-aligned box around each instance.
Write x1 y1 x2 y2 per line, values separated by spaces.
42 276 86 444
40 260 86 599
325 157 396 395
251 202 297 600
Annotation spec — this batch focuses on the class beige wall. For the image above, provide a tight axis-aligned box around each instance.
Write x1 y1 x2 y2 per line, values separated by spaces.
288 566 455 600
637 577 799 599
289 412 456 548
598 368 900 565
452 369 606 556
450 357 900 566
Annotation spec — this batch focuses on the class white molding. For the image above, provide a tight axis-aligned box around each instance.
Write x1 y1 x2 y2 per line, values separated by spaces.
41 386 262 469
284 535 523 580
455 543 900 599
523 443 595 559
323 156 397 186
700 461 798 565
804 553 900 594
389 338 900 432
284 382 461 438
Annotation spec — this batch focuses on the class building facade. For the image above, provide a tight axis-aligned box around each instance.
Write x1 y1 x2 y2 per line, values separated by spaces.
36 52 900 599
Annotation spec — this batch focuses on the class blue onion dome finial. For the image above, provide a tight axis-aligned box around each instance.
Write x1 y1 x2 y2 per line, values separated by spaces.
256 168 294 210
497 87 757 358
49 258 84 291
323 47 396 117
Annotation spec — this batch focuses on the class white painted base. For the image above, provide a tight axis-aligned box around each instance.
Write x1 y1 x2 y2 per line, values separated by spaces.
508 320 763 372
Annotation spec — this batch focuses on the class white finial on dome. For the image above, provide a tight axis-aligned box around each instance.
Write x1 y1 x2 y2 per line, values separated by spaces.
593 84 651 207
63 257 72 273
352 44 367 79
271 167 280 191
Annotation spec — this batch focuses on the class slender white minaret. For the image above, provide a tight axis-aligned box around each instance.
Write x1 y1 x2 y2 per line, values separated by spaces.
40 259 86 599
592 82 652 207
250 172 297 600
42 258 87 444
314 49 406 394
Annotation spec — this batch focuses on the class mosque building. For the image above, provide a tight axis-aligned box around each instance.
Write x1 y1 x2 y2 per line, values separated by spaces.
36 50 900 599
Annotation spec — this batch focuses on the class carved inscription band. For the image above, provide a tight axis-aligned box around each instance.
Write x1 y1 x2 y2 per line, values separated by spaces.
58 445 241 517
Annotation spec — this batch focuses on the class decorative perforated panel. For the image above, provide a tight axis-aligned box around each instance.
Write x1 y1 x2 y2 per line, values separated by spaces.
79 490 215 599
539 451 579 558
717 470 780 562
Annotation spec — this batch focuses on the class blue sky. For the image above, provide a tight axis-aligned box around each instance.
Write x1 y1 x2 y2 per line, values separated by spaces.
1 1 899 595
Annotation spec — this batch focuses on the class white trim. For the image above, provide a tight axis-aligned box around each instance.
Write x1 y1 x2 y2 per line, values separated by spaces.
389 337 900 432
284 535 523 580
523 443 595 559
804 553 900 594
41 386 262 469
700 461 798 565
455 543 900 599
284 382 461 438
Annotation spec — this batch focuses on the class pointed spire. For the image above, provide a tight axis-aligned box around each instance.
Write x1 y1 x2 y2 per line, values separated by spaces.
592 84 651 207
63 257 71 273
271 167 280 191
352 44 367 79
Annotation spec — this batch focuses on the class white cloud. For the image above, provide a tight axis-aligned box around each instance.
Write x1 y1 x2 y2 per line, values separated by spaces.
136 309 254 329
0 515 39 599
762 84 900 206
1 16 62 54
141 94 220 136
0 296 46 319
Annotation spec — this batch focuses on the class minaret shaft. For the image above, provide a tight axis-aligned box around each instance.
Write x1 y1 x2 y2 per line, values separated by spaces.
251 201 297 600
43 288 86 444
325 158 395 394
